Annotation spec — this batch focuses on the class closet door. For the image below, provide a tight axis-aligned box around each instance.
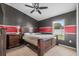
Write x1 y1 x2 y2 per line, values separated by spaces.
0 28 6 56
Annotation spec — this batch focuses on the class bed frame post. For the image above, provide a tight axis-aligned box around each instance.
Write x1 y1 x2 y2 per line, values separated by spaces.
38 39 45 56
56 35 59 45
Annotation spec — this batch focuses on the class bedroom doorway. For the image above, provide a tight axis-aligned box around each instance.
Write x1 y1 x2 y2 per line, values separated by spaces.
53 20 65 41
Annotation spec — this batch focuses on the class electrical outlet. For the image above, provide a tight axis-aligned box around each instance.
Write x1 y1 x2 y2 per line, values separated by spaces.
69 40 72 43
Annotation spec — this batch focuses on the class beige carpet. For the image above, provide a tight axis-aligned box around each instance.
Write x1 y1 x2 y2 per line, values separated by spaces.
44 45 76 56
6 45 76 56
6 45 37 56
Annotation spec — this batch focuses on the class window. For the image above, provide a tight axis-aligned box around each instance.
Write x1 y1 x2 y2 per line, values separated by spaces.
53 20 65 40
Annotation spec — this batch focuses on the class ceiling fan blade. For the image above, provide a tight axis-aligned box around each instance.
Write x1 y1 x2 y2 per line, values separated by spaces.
37 10 41 14
25 4 34 8
30 9 35 13
39 7 48 9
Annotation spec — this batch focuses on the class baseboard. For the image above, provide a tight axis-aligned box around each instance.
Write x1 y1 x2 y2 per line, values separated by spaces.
58 44 76 51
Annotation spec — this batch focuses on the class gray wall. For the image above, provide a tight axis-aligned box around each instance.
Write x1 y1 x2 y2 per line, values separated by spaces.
1 4 38 32
38 11 76 27
0 4 3 24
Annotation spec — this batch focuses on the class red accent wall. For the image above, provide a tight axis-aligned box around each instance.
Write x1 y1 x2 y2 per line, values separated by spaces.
0 25 19 33
6 26 17 32
38 25 76 33
39 27 52 32
64 25 76 33
0 25 76 33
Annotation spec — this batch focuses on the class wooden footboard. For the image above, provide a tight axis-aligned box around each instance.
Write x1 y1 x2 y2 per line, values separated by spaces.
38 38 56 56
23 37 56 56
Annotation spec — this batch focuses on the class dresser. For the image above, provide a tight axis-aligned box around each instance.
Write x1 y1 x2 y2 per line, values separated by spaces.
6 34 21 49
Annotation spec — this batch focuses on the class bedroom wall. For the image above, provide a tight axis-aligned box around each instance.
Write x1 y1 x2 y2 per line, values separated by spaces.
37 11 76 48
0 4 3 24
0 4 38 33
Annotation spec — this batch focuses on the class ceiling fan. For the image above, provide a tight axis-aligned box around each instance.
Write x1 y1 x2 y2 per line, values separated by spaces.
25 3 48 14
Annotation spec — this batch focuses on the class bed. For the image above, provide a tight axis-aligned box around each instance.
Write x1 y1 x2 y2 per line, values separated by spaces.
23 33 56 56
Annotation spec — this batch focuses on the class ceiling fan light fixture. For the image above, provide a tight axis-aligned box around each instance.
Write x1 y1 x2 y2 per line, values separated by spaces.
25 3 48 14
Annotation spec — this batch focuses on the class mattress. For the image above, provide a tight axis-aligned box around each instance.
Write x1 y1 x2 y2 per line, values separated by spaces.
23 33 54 46
23 35 38 46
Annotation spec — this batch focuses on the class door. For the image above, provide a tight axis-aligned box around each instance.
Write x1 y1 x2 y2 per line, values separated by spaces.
0 28 6 56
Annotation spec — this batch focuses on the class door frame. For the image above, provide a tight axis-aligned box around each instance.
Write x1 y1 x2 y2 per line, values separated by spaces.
0 28 6 56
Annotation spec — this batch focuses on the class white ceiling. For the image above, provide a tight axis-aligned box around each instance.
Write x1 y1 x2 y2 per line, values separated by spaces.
5 3 76 21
